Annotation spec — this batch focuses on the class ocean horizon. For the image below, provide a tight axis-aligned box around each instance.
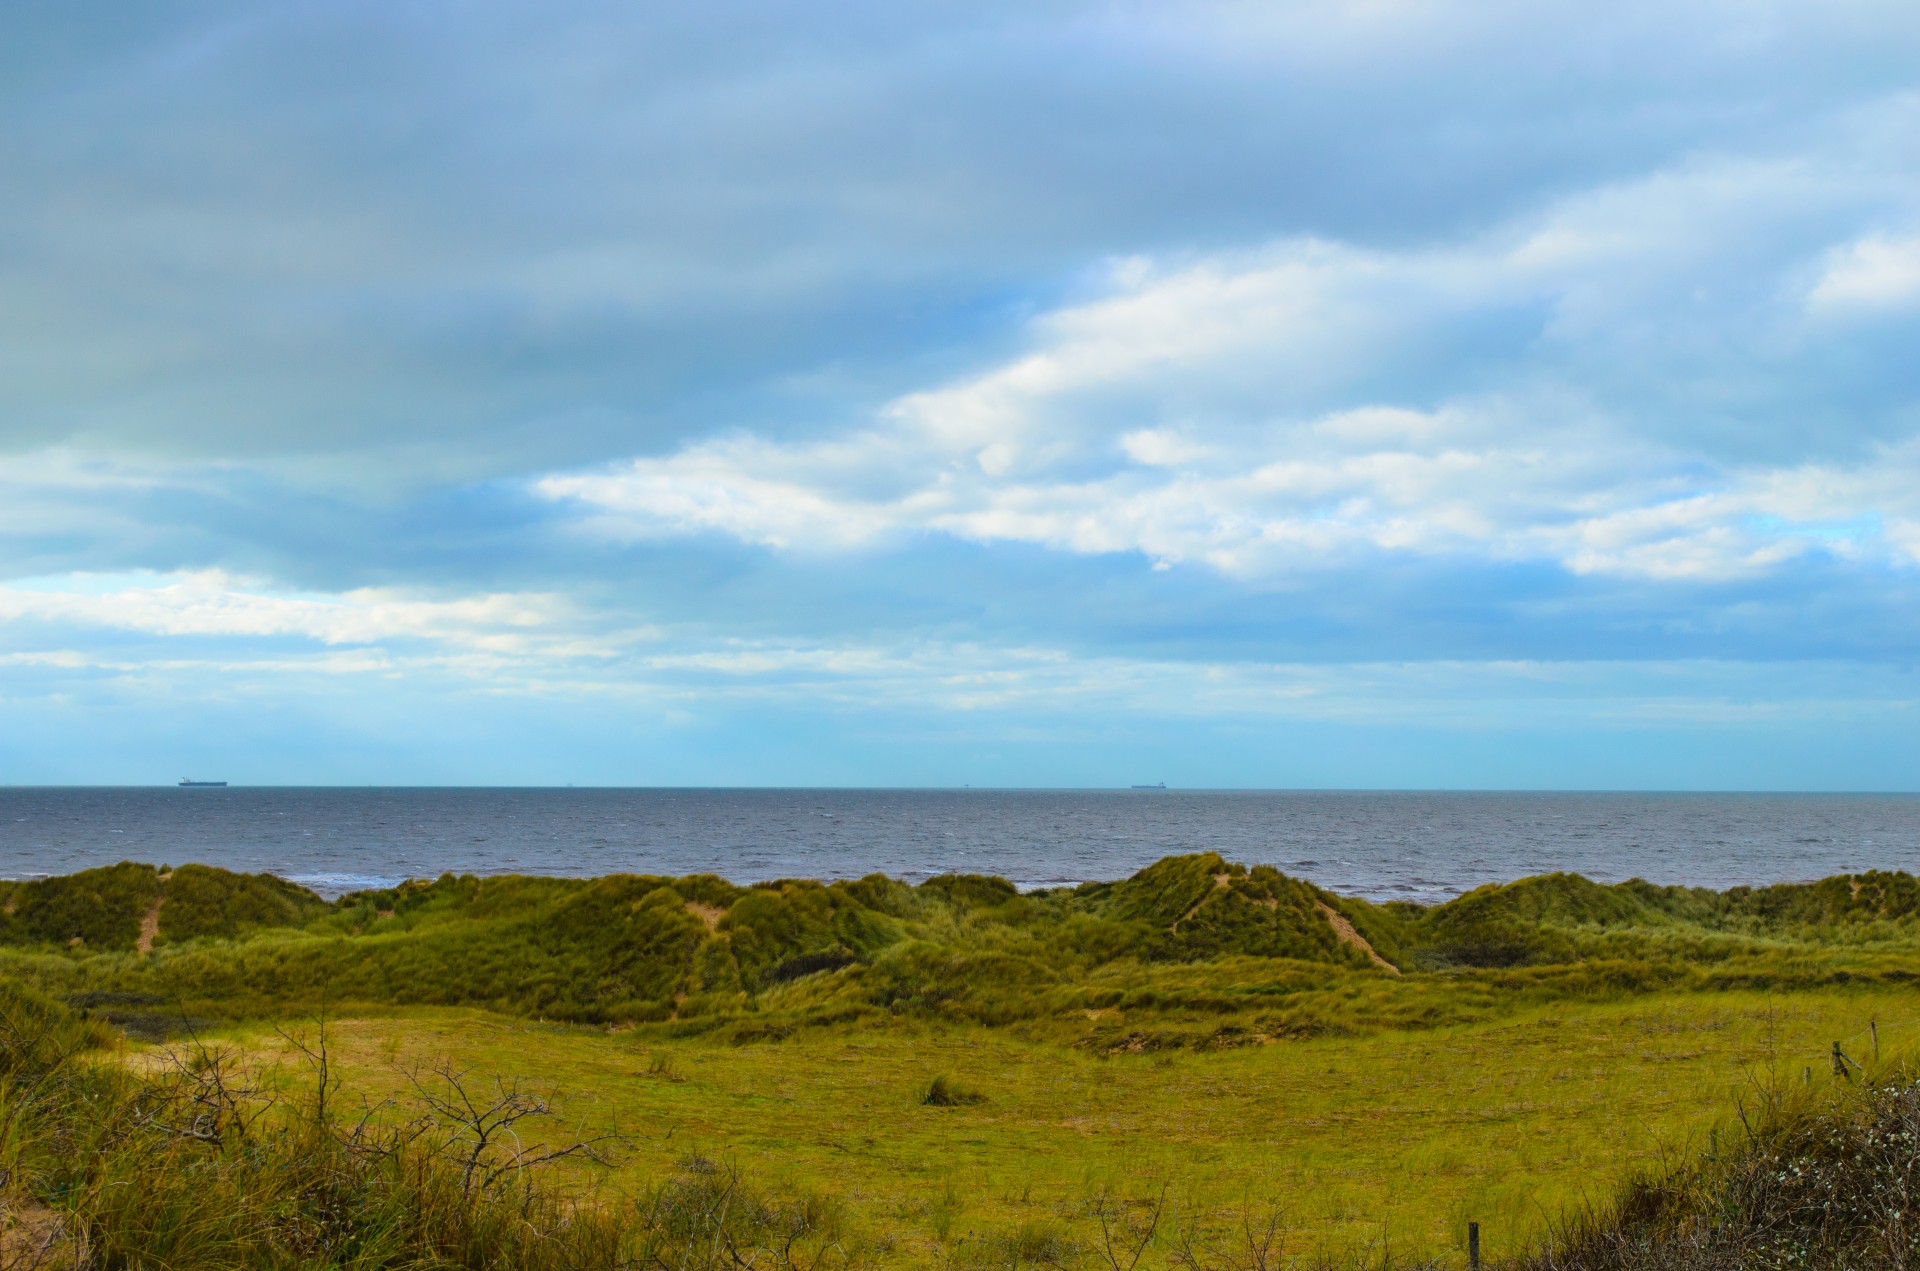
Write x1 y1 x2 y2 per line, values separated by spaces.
5 786 1917 902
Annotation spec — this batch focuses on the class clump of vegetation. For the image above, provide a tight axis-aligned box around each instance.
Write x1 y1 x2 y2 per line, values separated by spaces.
921 1073 987 1107
1519 1068 1920 1271
959 1217 1077 1267
0 862 162 951
157 862 330 945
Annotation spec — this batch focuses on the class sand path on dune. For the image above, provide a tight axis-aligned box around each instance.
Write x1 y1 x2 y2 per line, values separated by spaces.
136 876 169 955
1317 902 1398 973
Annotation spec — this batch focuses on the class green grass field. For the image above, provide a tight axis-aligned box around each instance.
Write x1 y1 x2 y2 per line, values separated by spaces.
207 986 1917 1266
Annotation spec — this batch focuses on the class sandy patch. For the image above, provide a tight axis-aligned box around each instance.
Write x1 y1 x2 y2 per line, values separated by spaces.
1 1196 75 1268
136 897 164 955
1172 874 1234 931
1317 903 1399 974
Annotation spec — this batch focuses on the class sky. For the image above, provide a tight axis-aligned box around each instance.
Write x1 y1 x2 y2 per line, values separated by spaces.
3 0 1920 788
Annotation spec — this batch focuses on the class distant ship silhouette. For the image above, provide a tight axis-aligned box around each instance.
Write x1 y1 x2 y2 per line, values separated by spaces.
1130 782 1166 790
178 778 228 788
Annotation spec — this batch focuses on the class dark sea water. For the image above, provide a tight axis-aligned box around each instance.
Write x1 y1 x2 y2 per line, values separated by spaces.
3 787 1920 906
1 788 1917 902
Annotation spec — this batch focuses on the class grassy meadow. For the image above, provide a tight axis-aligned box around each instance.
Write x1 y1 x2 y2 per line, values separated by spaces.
3 852 1920 1266
216 989 1911 1266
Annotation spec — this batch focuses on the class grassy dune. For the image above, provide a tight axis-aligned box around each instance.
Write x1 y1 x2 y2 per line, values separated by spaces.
3 853 1920 1266
8 852 1920 1040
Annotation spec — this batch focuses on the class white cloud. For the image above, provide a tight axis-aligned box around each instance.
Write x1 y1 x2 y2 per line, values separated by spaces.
1808 233 1920 313
537 434 936 551
1119 429 1214 468
0 571 584 655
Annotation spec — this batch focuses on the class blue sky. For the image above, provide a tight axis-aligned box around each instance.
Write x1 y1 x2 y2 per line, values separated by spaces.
4 0 1920 787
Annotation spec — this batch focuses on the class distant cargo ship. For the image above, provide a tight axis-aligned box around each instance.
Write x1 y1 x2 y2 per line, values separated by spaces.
178 779 228 788
1130 783 1166 790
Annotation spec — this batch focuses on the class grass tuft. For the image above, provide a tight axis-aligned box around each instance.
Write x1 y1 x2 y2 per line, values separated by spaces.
922 1072 987 1107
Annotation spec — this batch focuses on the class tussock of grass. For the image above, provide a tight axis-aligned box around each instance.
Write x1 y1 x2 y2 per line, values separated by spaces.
921 1073 987 1107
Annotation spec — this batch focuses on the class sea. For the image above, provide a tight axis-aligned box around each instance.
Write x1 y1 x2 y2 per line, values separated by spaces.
3 787 1919 903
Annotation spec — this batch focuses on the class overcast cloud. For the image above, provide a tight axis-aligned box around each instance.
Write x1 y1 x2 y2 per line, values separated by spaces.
3 0 1918 785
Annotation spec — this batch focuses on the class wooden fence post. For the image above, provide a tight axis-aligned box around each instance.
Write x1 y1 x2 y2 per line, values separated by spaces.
1872 1020 1880 1067
1468 1220 1481 1271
